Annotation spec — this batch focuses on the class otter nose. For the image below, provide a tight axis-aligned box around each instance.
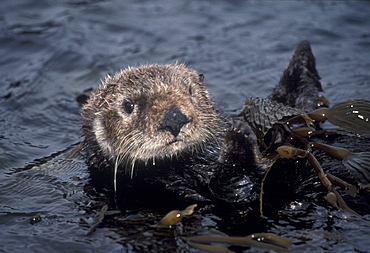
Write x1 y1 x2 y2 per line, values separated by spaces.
161 107 189 137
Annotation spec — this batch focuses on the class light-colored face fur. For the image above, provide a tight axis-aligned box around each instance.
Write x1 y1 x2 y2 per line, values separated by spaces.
82 63 220 169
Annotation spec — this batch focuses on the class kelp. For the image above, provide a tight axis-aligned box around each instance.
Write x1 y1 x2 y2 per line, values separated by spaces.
240 97 370 216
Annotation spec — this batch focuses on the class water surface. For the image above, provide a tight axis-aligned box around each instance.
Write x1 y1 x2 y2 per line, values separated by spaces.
1 1 370 252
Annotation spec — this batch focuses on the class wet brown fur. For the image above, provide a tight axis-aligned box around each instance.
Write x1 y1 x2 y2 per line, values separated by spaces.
81 63 226 174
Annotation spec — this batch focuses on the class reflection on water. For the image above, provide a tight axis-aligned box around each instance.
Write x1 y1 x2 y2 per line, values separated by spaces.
1 0 370 252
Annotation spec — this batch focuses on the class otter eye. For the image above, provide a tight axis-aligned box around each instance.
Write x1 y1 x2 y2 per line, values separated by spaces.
122 100 134 114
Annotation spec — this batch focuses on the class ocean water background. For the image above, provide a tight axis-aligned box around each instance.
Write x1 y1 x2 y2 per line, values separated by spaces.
1 1 370 252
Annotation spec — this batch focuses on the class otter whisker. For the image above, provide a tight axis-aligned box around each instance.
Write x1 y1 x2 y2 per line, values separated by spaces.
114 156 119 192
130 160 136 179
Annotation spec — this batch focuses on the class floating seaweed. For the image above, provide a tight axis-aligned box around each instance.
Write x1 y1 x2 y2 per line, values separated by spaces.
240 97 370 216
156 204 197 227
308 99 370 137
156 204 292 252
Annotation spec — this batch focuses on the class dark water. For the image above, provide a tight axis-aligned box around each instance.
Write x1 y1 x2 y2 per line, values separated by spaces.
1 1 370 252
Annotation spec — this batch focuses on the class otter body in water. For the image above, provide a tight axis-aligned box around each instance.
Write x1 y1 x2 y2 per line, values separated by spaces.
81 63 263 203
81 41 370 213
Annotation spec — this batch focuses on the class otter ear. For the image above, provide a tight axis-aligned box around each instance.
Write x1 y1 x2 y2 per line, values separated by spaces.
198 74 204 83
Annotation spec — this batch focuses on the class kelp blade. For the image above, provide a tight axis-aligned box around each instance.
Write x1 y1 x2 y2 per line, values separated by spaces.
343 152 370 185
328 99 370 137
240 97 306 148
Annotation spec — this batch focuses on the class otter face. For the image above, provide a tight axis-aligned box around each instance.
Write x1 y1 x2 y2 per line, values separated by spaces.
82 64 220 168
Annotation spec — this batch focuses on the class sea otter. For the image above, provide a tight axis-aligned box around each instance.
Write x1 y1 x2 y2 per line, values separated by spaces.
81 63 265 204
81 41 370 214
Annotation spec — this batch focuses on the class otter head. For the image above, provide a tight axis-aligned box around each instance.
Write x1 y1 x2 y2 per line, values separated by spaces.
82 63 220 172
